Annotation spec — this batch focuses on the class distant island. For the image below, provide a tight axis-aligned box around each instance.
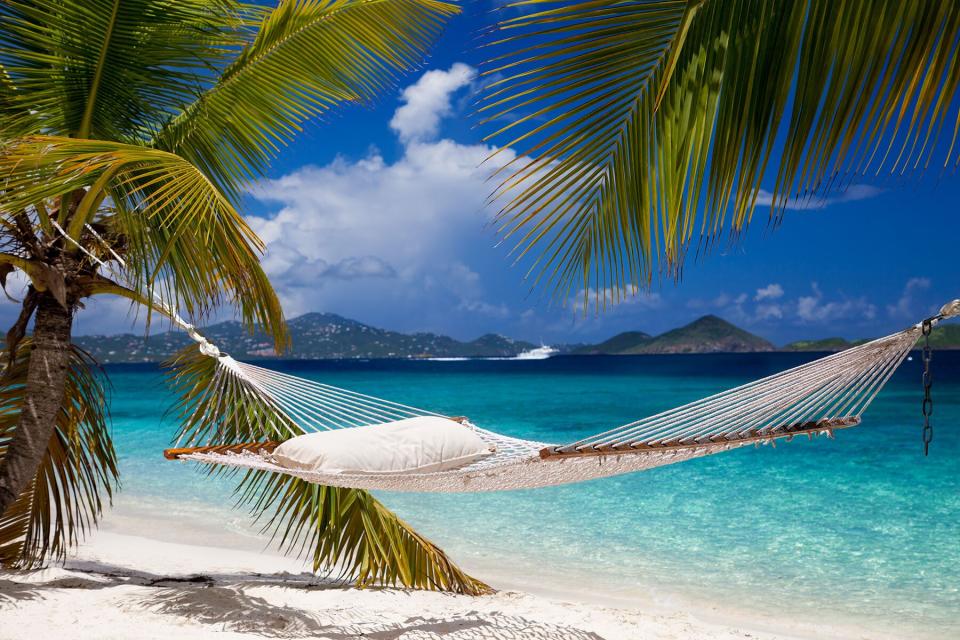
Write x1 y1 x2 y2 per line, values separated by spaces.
571 315 775 355
70 312 960 363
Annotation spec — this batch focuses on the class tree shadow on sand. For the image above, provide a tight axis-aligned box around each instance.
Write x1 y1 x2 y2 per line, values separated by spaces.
0 573 115 607
141 582 606 639
0 578 40 606
3 562 608 639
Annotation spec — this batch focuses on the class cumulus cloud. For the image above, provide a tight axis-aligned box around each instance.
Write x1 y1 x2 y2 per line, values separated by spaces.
754 283 784 302
755 303 784 320
686 283 881 328
887 277 931 319
389 63 476 143
250 140 517 320
571 287 662 310
796 283 876 323
754 184 882 210
247 64 523 331
277 255 397 287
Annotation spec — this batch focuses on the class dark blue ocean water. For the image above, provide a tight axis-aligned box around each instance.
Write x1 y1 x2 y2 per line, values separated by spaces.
104 352 960 636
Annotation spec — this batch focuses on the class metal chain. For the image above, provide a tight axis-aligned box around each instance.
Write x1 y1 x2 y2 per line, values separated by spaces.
921 320 933 456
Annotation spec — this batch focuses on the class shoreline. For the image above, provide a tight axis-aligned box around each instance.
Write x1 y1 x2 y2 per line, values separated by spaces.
1 520 944 639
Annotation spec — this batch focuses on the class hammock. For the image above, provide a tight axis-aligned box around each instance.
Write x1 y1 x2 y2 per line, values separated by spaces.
162 299 959 493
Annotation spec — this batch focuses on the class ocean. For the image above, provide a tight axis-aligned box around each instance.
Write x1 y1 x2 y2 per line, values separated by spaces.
102 351 959 638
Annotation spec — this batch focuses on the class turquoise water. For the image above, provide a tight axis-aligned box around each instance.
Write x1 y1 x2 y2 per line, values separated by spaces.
105 352 959 637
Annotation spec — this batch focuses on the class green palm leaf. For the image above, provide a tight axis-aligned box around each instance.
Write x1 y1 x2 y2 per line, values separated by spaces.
0 135 287 349
241 472 490 594
0 339 119 568
154 0 460 200
0 0 243 141
166 347 490 595
481 0 960 307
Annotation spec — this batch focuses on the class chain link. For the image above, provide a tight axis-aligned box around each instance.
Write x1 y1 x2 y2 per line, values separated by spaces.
921 320 933 456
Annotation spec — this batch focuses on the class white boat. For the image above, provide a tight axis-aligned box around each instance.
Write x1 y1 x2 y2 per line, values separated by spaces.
512 344 558 360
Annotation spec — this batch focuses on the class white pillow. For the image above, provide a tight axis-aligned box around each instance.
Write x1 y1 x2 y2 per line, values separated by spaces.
271 416 494 475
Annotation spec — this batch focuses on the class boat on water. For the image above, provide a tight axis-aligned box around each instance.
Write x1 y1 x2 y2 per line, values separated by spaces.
512 344 558 360
422 345 558 361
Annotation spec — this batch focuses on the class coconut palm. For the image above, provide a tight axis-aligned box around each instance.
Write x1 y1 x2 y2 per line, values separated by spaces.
0 0 489 594
480 1 960 307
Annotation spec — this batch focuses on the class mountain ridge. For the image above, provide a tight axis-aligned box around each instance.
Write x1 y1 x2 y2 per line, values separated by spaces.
67 312 960 363
73 312 536 363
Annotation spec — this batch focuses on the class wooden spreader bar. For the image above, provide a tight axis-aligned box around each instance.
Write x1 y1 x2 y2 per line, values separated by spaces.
164 441 281 460
538 416 861 460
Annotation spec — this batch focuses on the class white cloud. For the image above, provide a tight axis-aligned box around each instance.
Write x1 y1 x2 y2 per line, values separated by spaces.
754 184 882 210
277 255 396 287
248 63 521 331
796 283 876 323
754 283 784 302
458 299 510 318
684 283 881 328
389 63 476 143
325 256 396 280
570 287 662 310
887 277 931 319
250 140 516 320
755 303 784 320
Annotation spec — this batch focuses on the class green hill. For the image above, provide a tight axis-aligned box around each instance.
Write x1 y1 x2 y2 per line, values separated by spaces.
574 316 773 355
784 323 960 352
783 337 869 352
926 323 960 349
571 331 652 355
634 315 775 354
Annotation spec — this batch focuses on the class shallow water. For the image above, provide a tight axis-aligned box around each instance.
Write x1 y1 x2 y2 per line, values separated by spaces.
104 352 959 637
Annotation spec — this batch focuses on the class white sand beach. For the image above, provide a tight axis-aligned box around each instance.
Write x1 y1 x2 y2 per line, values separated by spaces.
0 523 928 640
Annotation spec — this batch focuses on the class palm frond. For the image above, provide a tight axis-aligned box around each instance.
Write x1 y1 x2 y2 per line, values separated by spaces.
166 346 297 447
0 63 34 141
0 339 119 568
0 135 288 350
480 0 960 307
166 347 490 595
0 0 243 141
240 471 491 594
153 0 459 200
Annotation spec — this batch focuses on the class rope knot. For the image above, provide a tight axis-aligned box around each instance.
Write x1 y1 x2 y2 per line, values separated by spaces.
185 326 220 358
198 340 221 358
939 299 960 320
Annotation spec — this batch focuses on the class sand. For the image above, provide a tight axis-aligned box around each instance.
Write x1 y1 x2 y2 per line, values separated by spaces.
0 528 923 640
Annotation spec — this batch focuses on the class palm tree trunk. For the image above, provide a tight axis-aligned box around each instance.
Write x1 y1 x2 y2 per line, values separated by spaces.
0 294 73 515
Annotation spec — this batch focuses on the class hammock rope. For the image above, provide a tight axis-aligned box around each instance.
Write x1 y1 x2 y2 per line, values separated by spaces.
161 299 957 493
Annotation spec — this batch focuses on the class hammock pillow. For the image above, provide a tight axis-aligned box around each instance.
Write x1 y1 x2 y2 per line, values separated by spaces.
271 416 494 475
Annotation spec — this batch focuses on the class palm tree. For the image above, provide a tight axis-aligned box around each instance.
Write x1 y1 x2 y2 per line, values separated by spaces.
0 0 488 594
479 1 960 307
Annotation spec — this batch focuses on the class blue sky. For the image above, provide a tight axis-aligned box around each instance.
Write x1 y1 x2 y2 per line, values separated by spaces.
68 4 960 346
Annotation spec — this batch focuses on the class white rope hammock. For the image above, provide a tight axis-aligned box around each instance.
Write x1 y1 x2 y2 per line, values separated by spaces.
61 222 957 493
163 300 959 493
